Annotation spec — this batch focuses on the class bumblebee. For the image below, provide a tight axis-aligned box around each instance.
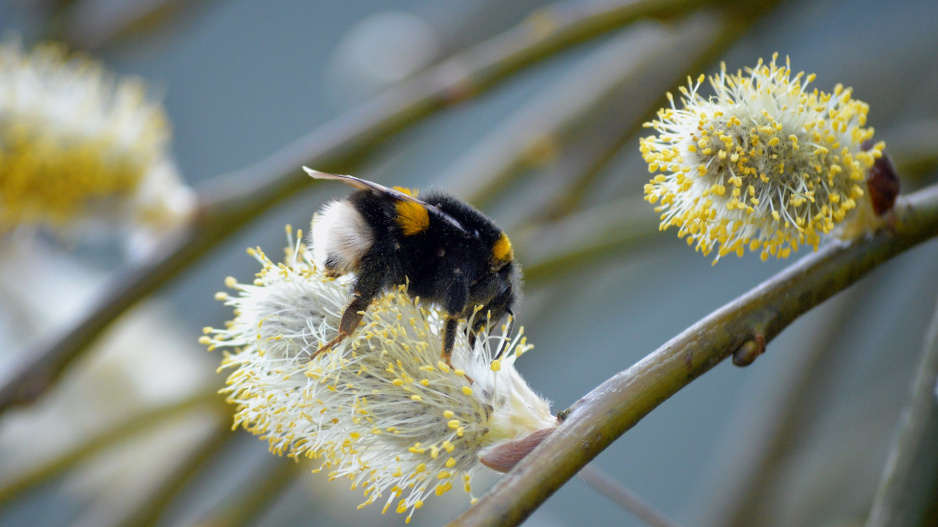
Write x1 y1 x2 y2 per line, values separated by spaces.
304 168 520 368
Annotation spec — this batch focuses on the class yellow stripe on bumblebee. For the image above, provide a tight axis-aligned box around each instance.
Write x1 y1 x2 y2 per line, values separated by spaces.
395 200 430 235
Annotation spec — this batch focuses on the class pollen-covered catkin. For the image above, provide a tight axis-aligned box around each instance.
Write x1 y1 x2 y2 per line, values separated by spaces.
204 230 555 522
641 54 884 262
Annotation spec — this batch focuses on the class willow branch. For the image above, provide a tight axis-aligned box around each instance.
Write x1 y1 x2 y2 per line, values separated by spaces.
0 0 711 414
463 3 778 221
866 293 938 526
449 184 938 526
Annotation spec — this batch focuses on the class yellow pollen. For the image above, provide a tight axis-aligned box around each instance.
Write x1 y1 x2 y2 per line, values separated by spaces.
493 232 513 262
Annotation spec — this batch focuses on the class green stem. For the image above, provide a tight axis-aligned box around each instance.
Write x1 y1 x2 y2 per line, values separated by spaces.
448 184 938 526
866 293 938 526
0 0 711 414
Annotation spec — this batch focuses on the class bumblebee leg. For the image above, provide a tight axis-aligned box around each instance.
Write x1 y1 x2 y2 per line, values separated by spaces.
339 293 371 335
440 279 469 371
441 314 459 368
441 313 475 383
309 293 371 360
310 252 389 361
310 332 348 360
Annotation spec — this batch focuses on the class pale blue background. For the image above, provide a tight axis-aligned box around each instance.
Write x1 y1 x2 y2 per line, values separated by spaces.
2 0 937 525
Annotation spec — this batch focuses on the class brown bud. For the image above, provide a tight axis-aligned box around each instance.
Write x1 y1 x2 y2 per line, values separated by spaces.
732 335 766 367
478 427 556 473
862 140 900 216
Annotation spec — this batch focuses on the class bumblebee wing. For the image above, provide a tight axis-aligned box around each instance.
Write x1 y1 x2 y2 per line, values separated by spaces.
305 168 416 201
304 167 467 232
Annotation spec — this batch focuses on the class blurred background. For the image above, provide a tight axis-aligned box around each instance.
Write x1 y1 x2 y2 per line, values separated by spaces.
1 0 937 526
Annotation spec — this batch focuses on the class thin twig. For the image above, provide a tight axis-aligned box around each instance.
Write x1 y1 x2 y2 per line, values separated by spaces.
115 423 231 527
715 287 867 527
880 120 938 178
444 13 726 207
0 0 711 415
57 0 214 50
579 463 680 527
0 388 224 504
192 459 303 527
866 292 938 526
527 12 753 223
448 184 938 526
519 194 660 285
196 0 719 207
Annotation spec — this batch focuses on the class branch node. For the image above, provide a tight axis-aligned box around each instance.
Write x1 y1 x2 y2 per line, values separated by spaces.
863 142 900 217
732 334 766 367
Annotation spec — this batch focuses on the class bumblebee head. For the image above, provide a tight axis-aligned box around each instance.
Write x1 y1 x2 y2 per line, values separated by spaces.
470 244 521 336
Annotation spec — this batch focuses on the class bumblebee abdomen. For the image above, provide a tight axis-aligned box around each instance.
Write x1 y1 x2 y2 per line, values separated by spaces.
311 199 375 277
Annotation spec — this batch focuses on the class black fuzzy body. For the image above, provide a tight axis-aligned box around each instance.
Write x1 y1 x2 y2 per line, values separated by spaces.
323 188 520 360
